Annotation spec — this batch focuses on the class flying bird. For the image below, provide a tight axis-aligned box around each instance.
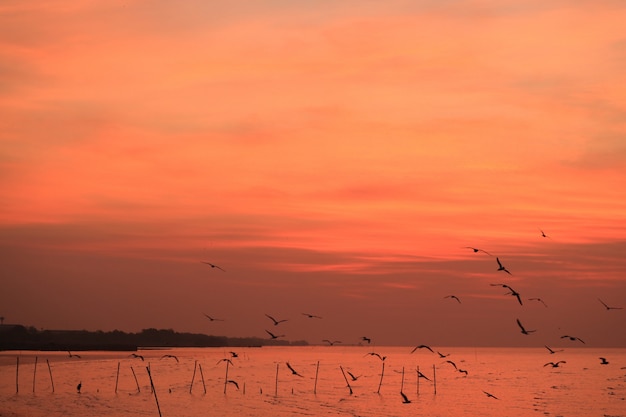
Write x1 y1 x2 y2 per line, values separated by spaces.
464 247 493 256
265 330 284 339
496 258 512 275
437 351 450 358
539 229 551 239
561 335 585 344
203 313 224 322
229 351 238 358
322 339 341 346
216 358 234 366
444 295 461 304
361 336 371 344
400 391 412 404
516 319 536 335
286 362 303 377
346 371 361 381
417 370 431 381
200 261 225 271
365 352 386 361
410 344 434 354
598 298 623 311
67 351 81 359
161 354 179 363
227 380 239 389
265 314 288 326
445 360 457 370
483 390 499 400
301 313 322 319
544 345 563 354
599 357 609 365
129 353 144 361
458 369 469 376
528 297 548 307
490 283 523 305
544 361 566 368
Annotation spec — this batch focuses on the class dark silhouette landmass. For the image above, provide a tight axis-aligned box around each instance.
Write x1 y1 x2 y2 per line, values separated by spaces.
0 324 308 351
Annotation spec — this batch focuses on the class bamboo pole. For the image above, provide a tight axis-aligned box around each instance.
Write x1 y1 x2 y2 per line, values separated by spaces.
16 356 19 393
146 366 162 417
115 362 120 393
46 359 54 393
33 356 38 393
131 366 140 393
190 360 197 394
400 366 405 392
339 366 353 395
274 363 279 397
198 363 207 394
313 361 320 394
433 364 437 395
376 362 385 394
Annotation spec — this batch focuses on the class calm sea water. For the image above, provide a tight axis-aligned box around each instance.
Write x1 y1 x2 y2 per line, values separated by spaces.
1 346 624 417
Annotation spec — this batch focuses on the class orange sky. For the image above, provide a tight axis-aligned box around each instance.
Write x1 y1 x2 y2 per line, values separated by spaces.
1 0 625 347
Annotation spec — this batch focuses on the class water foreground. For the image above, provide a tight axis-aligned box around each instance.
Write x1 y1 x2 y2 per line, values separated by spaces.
1 346 624 417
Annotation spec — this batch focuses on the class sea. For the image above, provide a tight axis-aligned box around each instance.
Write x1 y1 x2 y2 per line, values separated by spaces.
1 346 624 417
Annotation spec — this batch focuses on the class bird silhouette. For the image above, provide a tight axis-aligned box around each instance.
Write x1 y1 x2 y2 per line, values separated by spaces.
400 391 412 404
161 354 179 363
129 353 144 361
516 319 536 335
265 314 288 326
286 362 303 377
490 283 523 305
483 390 499 400
265 330 284 339
346 371 362 381
437 351 450 358
539 229 551 239
445 360 458 370
361 336 371 344
599 357 609 365
229 351 238 358
561 335 585 344
496 257 512 275
410 344 434 354
203 313 224 322
544 345 563 354
76 381 82 393
67 351 81 359
444 295 461 304
417 370 431 381
227 380 240 389
464 247 493 256
200 261 225 271
301 313 322 319
544 361 566 368
365 352 386 361
598 298 623 310
458 369 469 376
528 297 548 307
216 358 234 366
322 339 341 346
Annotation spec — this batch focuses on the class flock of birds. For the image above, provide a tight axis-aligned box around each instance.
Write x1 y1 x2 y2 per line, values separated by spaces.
194 229 624 403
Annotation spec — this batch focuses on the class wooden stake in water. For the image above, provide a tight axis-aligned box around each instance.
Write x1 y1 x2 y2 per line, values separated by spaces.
400 366 405 392
131 366 140 393
190 360 198 394
115 362 120 393
146 366 162 417
15 356 19 393
376 362 385 394
46 359 55 393
433 364 437 395
198 363 207 394
33 356 38 393
313 361 320 395
274 363 279 397
339 366 353 395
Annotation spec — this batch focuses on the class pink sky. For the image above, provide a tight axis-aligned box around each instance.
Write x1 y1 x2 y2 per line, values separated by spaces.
1 0 625 347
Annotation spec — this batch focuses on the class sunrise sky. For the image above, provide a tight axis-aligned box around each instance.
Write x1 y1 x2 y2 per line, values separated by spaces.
1 0 625 347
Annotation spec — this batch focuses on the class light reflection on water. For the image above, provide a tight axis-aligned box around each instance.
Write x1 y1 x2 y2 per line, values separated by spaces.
1 346 625 417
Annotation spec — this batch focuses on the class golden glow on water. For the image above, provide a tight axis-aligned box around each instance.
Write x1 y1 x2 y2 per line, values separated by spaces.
1 347 625 417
